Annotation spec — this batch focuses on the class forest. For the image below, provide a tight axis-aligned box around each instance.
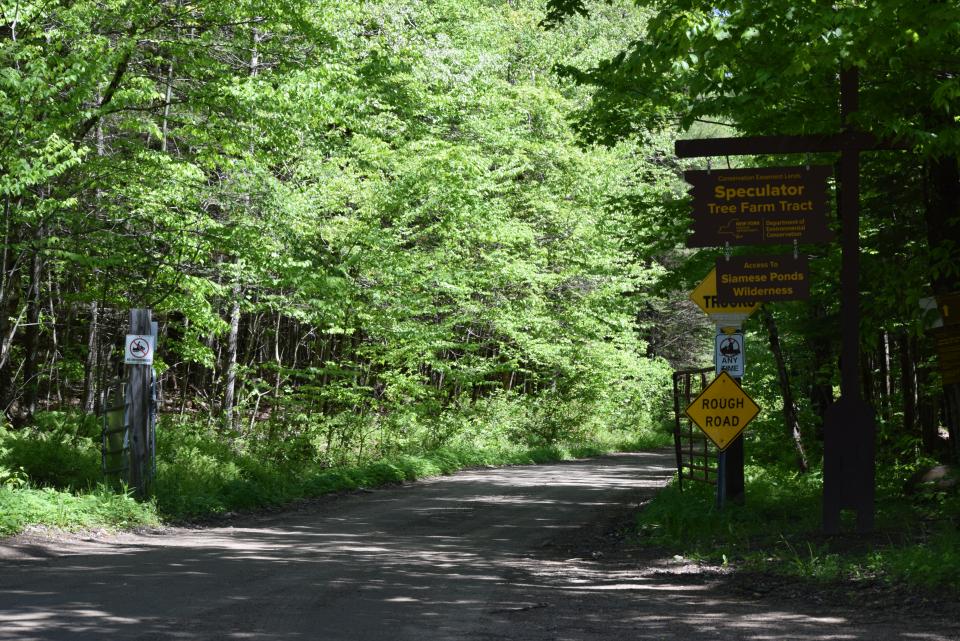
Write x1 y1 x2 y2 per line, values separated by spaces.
1 0 958 590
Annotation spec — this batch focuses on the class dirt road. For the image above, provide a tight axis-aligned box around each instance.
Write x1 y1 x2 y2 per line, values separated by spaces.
2 451 958 640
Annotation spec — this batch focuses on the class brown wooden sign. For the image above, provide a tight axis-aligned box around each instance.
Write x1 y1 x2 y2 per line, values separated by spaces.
936 293 960 326
716 255 810 303
685 165 835 247
932 325 960 385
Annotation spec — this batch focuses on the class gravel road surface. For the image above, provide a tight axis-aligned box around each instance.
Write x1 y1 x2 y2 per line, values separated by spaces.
2 451 957 640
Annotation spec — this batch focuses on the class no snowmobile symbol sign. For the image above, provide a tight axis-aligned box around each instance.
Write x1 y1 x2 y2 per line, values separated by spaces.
125 334 155 365
715 332 744 378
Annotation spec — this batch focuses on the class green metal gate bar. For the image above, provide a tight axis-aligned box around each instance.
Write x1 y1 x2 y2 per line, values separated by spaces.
672 368 718 489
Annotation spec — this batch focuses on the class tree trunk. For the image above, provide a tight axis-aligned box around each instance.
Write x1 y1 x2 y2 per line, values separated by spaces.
22 225 44 418
82 301 99 414
878 330 891 421
900 331 918 438
222 285 242 426
273 312 283 401
916 359 940 456
160 55 175 153
45 271 60 405
761 308 809 472
0 197 13 411
804 303 834 439
220 25 259 428
84 99 107 416
97 313 115 417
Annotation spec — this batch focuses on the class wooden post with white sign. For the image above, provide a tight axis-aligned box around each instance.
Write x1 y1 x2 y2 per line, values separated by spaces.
125 309 155 496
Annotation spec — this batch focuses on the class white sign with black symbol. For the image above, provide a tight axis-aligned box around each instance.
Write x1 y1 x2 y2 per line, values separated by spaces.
715 332 744 378
125 334 155 365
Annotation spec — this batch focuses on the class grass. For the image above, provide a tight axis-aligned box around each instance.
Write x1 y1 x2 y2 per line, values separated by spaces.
0 485 160 535
0 412 671 536
632 464 960 593
150 423 670 519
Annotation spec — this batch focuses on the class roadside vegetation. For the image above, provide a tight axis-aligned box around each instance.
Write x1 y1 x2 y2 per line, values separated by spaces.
0 1 675 534
635 463 960 593
628 314 960 594
0 407 670 535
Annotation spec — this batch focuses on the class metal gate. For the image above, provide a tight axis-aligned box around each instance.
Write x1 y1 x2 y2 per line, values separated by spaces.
101 379 129 478
100 373 157 487
672 368 718 490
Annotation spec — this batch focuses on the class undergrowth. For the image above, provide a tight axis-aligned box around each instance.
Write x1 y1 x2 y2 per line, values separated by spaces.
0 409 670 535
634 464 960 593
155 421 667 519
0 485 160 535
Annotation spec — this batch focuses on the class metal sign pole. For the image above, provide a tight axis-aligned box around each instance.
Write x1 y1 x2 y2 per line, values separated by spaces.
716 323 728 508
716 449 727 507
715 324 746 507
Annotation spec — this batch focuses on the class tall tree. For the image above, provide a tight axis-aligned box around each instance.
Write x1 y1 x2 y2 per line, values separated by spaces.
547 0 960 459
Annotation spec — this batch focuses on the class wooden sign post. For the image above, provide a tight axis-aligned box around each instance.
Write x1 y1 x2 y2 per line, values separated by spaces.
676 67 907 533
125 308 156 497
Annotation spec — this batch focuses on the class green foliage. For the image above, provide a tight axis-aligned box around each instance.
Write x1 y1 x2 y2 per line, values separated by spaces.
635 466 960 592
0 0 674 478
0 414 102 491
876 527 960 590
0 485 159 536
551 0 960 468
0 400 669 533
552 0 960 151
150 395 671 519
636 466 822 555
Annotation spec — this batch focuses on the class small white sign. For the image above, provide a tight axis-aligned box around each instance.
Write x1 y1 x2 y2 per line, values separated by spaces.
715 332 744 378
708 311 752 327
125 334 155 365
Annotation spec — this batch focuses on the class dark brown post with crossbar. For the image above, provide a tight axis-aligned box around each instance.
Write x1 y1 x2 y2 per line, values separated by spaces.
675 66 906 533
821 67 875 534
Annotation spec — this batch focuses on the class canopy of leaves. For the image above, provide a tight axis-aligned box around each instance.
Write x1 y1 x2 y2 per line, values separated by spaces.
0 0 677 457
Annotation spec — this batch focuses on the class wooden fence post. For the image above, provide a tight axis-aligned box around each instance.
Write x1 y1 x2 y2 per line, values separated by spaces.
126 308 153 496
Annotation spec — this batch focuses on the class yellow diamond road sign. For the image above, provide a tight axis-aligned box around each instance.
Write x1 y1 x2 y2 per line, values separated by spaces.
685 372 760 451
690 267 760 321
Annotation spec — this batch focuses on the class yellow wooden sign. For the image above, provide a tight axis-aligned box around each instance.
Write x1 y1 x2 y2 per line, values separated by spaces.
685 372 760 451
690 267 760 319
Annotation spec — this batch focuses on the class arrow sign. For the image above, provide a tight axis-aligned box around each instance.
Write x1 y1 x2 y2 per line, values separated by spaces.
690 267 760 323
